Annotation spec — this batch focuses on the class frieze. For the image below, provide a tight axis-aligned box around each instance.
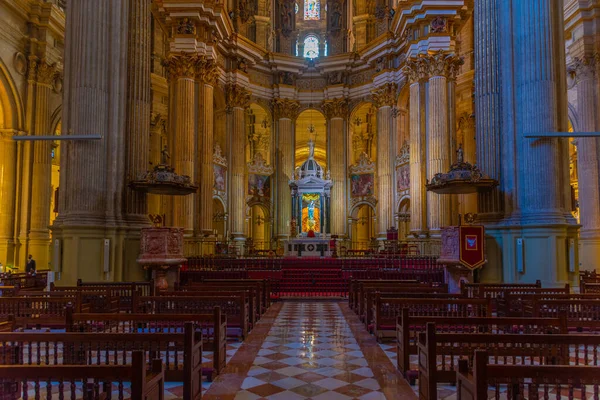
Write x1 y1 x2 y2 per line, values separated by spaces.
327 70 347 85
297 77 326 90
176 18 196 35
349 69 376 86
430 17 447 33
37 60 58 86
249 69 272 86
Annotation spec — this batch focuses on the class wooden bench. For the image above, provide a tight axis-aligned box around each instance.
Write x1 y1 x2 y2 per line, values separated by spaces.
456 350 600 400
191 279 272 312
582 282 600 294
460 280 542 298
348 279 420 310
418 323 600 400
0 271 49 291
372 296 492 341
134 294 249 339
0 296 89 329
0 322 202 399
0 286 18 297
34 286 120 313
0 350 166 400
76 279 154 311
66 305 227 378
395 309 566 383
502 292 600 317
532 298 600 332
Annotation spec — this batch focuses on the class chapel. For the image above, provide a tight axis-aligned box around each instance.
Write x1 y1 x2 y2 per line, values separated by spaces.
0 0 597 398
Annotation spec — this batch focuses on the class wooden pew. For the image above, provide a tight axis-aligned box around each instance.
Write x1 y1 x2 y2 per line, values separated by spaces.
418 324 600 400
0 351 166 400
0 316 14 332
190 279 272 312
0 271 49 291
460 280 541 298
76 279 154 311
36 286 120 313
532 298 600 332
582 282 600 294
134 294 249 339
395 308 566 383
0 286 18 297
502 292 600 317
353 280 441 313
348 279 419 310
66 305 227 378
0 296 89 329
372 296 492 341
0 323 202 399
456 350 600 400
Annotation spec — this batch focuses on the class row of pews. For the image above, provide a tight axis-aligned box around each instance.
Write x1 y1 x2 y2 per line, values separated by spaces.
0 277 272 399
349 276 600 399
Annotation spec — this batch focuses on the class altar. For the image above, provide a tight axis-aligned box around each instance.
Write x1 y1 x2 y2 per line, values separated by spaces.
285 139 334 257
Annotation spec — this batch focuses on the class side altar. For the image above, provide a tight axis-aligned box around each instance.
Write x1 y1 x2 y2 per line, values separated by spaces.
286 139 333 257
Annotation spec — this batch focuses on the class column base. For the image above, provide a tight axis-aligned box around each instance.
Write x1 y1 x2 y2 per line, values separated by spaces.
28 235 51 274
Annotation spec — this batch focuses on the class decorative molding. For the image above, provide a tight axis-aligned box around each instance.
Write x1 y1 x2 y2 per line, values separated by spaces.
350 195 377 209
13 52 27 76
165 53 202 79
326 71 347 85
458 112 475 131
430 16 447 33
569 54 599 82
396 141 409 166
247 152 274 175
176 18 196 35
196 59 219 85
371 83 398 108
37 60 58 86
349 152 376 174
272 98 300 120
213 144 228 166
226 84 251 110
404 52 464 82
321 98 348 119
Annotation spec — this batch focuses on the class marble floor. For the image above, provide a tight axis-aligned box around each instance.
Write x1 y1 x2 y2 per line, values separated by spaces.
204 301 415 400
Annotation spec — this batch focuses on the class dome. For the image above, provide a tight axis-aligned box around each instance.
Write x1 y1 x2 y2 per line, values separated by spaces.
298 139 324 178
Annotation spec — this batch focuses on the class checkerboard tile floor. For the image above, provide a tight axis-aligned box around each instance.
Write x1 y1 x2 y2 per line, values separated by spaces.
233 302 387 400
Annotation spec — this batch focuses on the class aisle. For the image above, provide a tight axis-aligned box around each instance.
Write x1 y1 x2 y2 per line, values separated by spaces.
204 301 415 400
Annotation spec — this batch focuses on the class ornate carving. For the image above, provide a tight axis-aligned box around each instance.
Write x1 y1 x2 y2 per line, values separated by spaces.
296 77 326 90
423 52 464 79
321 98 348 119
349 69 376 86
37 60 58 86
236 57 248 72
247 152 274 175
458 112 475 131
371 83 398 108
165 53 202 79
272 98 300 120
137 227 186 266
196 59 220 85
213 144 228 166
350 195 377 208
27 59 38 81
226 84 251 110
349 152 376 174
396 141 409 166
176 18 196 34
329 0 343 30
569 55 598 82
278 71 296 85
430 16 447 33
375 57 386 72
13 52 27 76
404 57 428 83
327 70 347 85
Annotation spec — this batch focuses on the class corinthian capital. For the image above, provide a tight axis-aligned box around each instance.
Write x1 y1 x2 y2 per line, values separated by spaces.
422 52 463 79
196 59 220 86
226 84 251 110
272 98 300 120
404 58 427 83
569 55 598 83
165 53 202 80
322 98 348 119
371 83 398 108
36 60 58 86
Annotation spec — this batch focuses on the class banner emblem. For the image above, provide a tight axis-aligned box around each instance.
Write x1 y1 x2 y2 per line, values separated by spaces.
459 226 485 269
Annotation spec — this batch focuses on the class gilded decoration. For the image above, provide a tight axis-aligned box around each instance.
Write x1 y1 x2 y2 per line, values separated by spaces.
213 144 228 167
196 59 220 85
404 53 463 82
226 84 251 110
36 61 58 86
327 71 347 85
165 53 202 79
396 141 410 167
371 83 398 108
349 152 376 175
176 18 196 35
272 98 300 120
27 59 38 81
321 98 348 119
247 152 274 176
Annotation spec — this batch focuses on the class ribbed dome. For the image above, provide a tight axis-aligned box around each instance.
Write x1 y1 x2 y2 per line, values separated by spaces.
298 139 324 178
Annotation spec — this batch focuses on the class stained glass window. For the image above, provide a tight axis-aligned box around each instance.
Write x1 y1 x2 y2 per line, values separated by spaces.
295 3 299 14
304 0 320 20
304 35 319 59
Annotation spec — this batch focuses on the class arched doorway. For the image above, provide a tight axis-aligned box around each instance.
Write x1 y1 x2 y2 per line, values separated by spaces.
349 203 375 250
212 198 226 240
397 197 410 241
248 203 271 250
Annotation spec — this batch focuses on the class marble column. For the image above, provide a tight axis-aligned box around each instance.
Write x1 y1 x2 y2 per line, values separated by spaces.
166 54 199 233
124 0 151 224
322 98 348 236
29 61 57 269
196 60 218 236
405 60 427 236
273 99 299 239
226 84 251 238
372 83 397 238
571 56 600 271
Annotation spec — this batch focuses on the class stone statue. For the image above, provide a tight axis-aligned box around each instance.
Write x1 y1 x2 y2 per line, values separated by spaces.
280 1 293 36
457 143 464 164
308 138 315 158
161 145 171 165
330 2 342 30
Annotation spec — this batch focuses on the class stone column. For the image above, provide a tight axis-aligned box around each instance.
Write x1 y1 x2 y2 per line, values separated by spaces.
405 60 427 236
226 84 251 239
196 59 218 236
322 98 348 236
571 56 600 271
0 131 17 265
29 61 57 270
124 0 151 224
273 99 299 239
166 54 199 233
458 113 477 214
372 83 397 238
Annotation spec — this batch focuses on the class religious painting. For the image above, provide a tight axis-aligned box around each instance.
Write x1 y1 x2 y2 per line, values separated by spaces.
213 164 226 192
350 174 374 197
396 165 410 191
248 174 271 197
304 0 320 20
301 193 321 233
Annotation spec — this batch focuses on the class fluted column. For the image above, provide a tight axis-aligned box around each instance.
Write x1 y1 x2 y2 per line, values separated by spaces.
405 60 427 236
322 98 348 236
226 85 251 238
273 99 299 239
571 56 600 271
124 0 151 223
372 83 397 238
197 60 218 236
29 61 57 269
0 131 17 265
474 0 504 220
166 54 199 233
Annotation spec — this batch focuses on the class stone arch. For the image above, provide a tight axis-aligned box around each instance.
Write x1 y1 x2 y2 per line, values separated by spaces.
0 59 24 130
349 201 376 249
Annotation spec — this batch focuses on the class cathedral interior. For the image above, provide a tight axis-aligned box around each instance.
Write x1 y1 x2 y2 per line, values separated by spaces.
0 0 595 287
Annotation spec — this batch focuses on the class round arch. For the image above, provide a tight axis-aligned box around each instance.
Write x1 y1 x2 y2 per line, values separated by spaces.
0 59 25 130
295 108 327 168
349 201 376 250
348 101 377 166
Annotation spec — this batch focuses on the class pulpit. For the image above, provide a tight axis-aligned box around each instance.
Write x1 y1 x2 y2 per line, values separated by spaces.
137 227 186 292
438 225 486 293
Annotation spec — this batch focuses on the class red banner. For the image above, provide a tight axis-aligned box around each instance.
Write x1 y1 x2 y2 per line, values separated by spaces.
459 225 486 270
